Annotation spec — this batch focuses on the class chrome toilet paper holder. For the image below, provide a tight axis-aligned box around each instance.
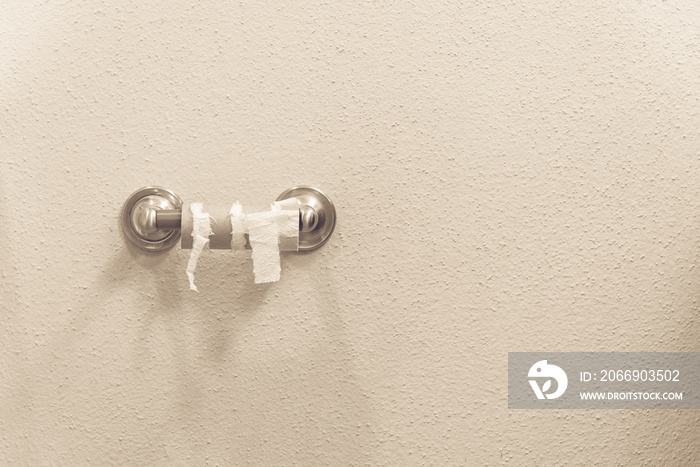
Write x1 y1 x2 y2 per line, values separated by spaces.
121 186 336 252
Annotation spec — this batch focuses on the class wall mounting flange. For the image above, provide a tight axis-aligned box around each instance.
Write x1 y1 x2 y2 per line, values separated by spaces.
276 186 336 251
121 186 183 252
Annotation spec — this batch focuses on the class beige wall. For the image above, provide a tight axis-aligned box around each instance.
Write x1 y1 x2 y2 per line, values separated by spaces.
1 1 699 465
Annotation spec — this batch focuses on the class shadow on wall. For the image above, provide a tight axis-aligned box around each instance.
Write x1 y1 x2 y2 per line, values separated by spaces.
618 226 700 464
42 216 377 464
166 245 379 464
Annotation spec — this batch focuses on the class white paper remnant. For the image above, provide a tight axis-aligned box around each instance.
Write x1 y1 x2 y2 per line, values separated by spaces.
230 201 246 252
272 198 299 252
246 211 280 284
245 200 300 284
186 202 211 292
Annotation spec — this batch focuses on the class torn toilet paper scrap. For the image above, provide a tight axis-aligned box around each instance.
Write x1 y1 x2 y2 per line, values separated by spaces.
184 199 300 288
272 198 300 253
186 202 211 292
230 201 246 252
245 201 299 284
245 211 281 284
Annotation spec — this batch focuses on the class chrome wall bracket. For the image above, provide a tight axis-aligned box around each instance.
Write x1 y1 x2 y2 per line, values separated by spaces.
121 187 183 252
121 186 336 252
276 186 336 251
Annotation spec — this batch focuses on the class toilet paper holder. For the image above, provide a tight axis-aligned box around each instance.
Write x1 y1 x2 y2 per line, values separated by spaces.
121 186 336 252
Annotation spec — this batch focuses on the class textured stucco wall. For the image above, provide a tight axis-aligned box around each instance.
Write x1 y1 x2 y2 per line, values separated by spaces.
1 1 699 465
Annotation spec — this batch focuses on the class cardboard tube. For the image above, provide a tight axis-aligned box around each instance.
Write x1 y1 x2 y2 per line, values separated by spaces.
180 203 299 251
